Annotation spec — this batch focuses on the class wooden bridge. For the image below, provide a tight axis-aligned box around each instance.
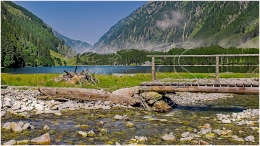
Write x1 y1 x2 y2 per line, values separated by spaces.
140 54 259 95
139 81 259 94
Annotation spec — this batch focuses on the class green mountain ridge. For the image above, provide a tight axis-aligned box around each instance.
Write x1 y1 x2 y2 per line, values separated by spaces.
93 1 259 52
1 1 75 67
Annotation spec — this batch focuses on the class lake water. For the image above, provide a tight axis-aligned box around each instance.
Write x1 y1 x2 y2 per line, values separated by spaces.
1 65 257 74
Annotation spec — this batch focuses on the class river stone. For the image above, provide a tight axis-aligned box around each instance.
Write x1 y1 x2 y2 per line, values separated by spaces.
114 115 124 120
16 140 30 145
3 98 12 108
180 136 194 141
1 111 6 117
2 122 11 130
115 142 121 145
250 127 258 130
12 102 21 110
22 123 30 130
103 101 111 106
43 125 50 130
244 135 255 142
10 122 22 133
102 105 111 110
17 121 24 127
152 100 172 112
87 130 96 137
181 132 190 138
50 105 59 110
31 133 51 145
134 136 147 142
126 121 134 128
78 131 88 137
35 104 44 111
3 139 16 145
198 140 209 145
213 129 222 135
222 119 231 124
161 132 175 141
21 106 31 112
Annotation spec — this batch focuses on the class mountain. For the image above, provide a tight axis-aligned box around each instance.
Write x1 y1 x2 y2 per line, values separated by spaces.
1 1 75 67
51 28 93 54
94 1 259 53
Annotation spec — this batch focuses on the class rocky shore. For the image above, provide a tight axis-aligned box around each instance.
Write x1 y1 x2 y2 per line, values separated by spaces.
1 77 259 145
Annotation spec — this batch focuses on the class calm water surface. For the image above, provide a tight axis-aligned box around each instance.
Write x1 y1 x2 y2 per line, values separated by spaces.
1 65 257 74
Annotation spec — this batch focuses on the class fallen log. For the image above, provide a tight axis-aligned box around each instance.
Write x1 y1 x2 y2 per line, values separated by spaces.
38 87 141 105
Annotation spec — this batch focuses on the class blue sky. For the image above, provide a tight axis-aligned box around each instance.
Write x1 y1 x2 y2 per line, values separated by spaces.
14 1 147 45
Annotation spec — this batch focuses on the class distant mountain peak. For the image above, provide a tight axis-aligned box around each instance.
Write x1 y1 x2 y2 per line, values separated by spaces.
51 28 93 54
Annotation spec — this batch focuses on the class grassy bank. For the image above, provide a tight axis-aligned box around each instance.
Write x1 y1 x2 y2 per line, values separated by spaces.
1 73 259 92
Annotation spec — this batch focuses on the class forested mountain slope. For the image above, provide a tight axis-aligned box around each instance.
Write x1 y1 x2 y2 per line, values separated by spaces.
94 1 259 52
1 1 75 67
51 28 93 54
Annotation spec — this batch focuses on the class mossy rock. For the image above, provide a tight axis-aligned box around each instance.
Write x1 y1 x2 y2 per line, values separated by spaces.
126 122 135 128
80 125 89 130
182 121 191 126
205 133 215 139
141 92 162 101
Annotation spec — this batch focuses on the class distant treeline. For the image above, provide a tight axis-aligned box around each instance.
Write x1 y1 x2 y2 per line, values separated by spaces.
76 45 259 66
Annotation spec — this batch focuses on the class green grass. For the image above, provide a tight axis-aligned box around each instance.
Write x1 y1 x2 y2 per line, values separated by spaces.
1 73 258 92
50 50 77 66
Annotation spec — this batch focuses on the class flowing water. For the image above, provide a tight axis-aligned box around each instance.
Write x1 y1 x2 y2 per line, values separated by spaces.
1 94 259 145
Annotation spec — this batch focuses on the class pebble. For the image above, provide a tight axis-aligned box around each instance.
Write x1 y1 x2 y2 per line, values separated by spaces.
161 132 175 141
244 135 255 142
1 111 6 117
78 131 88 137
21 123 30 130
87 130 96 137
221 119 231 124
43 125 50 130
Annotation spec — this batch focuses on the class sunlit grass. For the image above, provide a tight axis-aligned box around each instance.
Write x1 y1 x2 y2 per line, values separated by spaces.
1 72 258 92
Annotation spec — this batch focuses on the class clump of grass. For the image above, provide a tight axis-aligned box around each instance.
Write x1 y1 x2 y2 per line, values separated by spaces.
1 72 258 92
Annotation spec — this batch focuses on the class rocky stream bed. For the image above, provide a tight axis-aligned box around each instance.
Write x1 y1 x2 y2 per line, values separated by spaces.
1 78 259 145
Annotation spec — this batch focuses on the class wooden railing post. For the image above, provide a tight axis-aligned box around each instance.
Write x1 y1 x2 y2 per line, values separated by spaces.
152 57 155 81
215 56 219 82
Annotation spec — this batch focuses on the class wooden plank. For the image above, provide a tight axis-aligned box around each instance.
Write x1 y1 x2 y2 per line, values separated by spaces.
151 57 155 81
147 54 259 58
215 56 219 81
139 86 259 94
220 83 229 87
252 82 259 87
236 82 244 87
243 83 251 87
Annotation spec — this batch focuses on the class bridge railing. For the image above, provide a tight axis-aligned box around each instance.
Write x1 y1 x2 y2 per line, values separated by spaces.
147 54 259 82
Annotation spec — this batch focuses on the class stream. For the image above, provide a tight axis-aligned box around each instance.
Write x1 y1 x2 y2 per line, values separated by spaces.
1 94 259 145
